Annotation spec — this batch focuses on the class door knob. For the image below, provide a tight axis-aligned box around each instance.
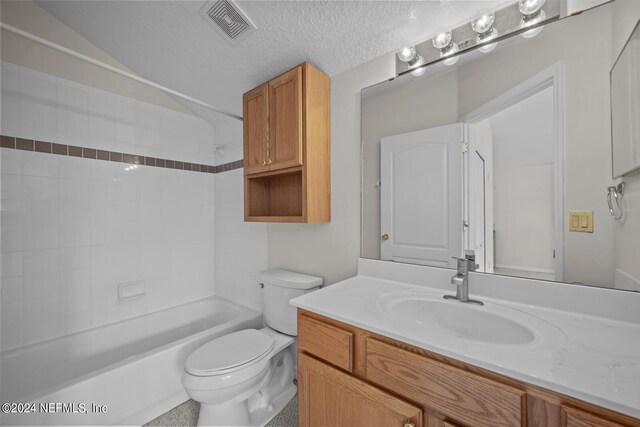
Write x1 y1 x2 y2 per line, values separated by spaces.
382 233 390 241
403 423 415 427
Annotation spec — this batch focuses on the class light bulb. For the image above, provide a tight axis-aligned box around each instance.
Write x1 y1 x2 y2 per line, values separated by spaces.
432 31 453 49
519 0 546 16
397 46 417 62
440 42 459 66
477 27 498 53
520 10 546 38
411 65 426 77
471 11 495 34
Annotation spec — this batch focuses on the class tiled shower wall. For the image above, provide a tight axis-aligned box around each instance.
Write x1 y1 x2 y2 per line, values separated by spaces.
0 62 216 351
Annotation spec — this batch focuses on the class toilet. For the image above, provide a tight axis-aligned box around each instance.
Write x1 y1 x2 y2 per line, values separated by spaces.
182 269 322 426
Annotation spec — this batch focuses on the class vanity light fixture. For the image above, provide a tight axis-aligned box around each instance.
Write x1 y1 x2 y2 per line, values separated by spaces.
519 0 547 38
471 11 499 53
432 30 459 66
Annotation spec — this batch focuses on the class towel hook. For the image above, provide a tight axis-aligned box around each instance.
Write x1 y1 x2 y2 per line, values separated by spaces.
607 182 625 221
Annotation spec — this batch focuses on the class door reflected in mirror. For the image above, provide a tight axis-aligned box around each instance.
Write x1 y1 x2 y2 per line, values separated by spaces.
361 0 640 291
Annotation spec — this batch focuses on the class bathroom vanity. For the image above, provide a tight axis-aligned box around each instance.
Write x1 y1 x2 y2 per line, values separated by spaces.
291 259 640 427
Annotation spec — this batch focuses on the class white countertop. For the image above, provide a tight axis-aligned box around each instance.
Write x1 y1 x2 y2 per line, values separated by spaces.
291 264 640 419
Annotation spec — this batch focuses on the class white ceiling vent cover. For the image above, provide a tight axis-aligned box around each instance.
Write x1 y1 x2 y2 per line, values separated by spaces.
201 0 257 44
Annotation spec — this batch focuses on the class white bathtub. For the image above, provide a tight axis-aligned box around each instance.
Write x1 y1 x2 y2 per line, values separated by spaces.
0 296 262 426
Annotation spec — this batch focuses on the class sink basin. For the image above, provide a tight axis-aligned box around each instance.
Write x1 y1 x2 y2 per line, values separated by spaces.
378 291 565 346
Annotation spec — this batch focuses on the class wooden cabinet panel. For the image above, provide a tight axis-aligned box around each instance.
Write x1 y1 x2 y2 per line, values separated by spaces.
562 406 628 427
298 314 353 372
268 67 303 171
243 84 269 175
298 353 423 427
365 337 524 427
243 63 330 223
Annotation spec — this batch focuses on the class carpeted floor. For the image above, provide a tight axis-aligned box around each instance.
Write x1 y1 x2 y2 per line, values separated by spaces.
144 395 298 427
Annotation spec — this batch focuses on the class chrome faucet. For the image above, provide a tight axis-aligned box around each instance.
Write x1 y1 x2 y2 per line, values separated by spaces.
444 250 483 305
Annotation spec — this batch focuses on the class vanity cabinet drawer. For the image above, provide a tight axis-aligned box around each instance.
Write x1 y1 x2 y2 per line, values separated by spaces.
365 338 524 427
298 314 354 372
561 406 628 427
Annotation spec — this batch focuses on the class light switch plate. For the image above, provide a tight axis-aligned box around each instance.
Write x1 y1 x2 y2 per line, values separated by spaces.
569 211 593 233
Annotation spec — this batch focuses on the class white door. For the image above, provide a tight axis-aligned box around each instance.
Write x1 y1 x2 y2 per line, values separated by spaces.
380 123 463 268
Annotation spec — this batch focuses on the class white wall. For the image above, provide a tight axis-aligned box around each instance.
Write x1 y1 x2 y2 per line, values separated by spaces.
214 169 267 312
0 62 216 352
494 165 555 272
266 55 395 286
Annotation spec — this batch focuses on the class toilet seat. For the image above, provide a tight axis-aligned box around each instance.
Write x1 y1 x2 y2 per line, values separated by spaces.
185 329 275 377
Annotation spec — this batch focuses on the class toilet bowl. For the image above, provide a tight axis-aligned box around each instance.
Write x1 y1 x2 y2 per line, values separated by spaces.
182 269 322 426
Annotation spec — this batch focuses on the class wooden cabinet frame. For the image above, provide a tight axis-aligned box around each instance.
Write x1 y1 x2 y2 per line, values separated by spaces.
243 62 330 223
297 309 640 427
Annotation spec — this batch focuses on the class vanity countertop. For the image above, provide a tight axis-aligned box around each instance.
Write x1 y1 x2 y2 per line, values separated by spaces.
290 269 640 419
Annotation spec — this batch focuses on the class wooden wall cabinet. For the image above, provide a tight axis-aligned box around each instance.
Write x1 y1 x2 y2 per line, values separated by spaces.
243 62 330 223
297 309 640 427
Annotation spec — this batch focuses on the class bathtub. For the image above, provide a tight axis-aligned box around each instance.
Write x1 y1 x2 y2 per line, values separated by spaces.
0 296 262 426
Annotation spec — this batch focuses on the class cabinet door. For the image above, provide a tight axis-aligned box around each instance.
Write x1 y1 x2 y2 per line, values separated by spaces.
298 353 422 427
561 406 627 427
243 83 269 175
268 66 303 171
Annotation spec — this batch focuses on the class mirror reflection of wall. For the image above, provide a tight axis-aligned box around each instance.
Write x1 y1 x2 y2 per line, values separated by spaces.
361 0 640 291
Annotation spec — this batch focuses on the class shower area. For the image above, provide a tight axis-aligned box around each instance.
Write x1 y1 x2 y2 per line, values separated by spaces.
0 1 252 424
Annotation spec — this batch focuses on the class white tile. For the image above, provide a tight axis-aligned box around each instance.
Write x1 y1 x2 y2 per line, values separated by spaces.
20 100 56 133
1 302 23 330
23 273 60 300
1 225 22 253
1 251 22 278
22 151 58 177
23 317 65 345
1 173 22 200
65 311 92 334
59 246 91 271
58 222 90 247
59 268 91 294
0 326 23 351
63 289 92 315
58 109 88 136
23 249 59 277
58 178 90 202
22 224 59 250
57 78 88 110
1 62 20 92
22 200 58 225
1 276 23 305
88 87 116 117
20 67 56 102
0 149 22 175
23 295 62 326
58 156 90 180
59 201 90 225
1 200 22 226
22 175 58 201
1 93 20 137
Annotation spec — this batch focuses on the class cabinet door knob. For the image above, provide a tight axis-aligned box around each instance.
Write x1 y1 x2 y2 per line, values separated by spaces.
404 423 415 427
382 233 390 241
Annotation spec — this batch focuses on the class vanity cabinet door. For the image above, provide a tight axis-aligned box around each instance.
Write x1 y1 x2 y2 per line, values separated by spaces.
243 83 270 174
298 353 423 427
561 406 628 427
268 66 303 172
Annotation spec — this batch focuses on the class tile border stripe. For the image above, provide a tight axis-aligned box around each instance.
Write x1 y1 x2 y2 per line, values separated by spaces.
0 135 243 174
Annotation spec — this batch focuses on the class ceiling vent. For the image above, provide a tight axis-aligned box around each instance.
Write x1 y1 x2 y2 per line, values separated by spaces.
201 0 256 44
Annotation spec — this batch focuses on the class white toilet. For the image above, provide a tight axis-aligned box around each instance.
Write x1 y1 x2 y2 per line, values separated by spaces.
182 269 322 426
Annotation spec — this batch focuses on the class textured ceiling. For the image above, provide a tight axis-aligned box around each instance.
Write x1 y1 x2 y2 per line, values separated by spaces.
36 0 506 117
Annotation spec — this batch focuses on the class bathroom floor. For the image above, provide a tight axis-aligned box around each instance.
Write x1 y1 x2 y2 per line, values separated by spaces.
144 396 299 427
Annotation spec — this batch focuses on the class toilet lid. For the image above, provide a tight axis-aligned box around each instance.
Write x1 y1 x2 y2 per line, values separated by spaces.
185 329 275 376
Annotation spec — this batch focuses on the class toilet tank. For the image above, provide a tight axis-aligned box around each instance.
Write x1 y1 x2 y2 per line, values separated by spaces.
260 269 322 336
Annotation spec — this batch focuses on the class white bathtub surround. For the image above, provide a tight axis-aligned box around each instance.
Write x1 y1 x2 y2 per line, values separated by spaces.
291 258 640 419
0 61 217 351
0 297 261 426
214 168 267 312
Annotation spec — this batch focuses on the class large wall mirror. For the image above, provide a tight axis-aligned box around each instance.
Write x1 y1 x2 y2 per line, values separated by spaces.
361 0 640 292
